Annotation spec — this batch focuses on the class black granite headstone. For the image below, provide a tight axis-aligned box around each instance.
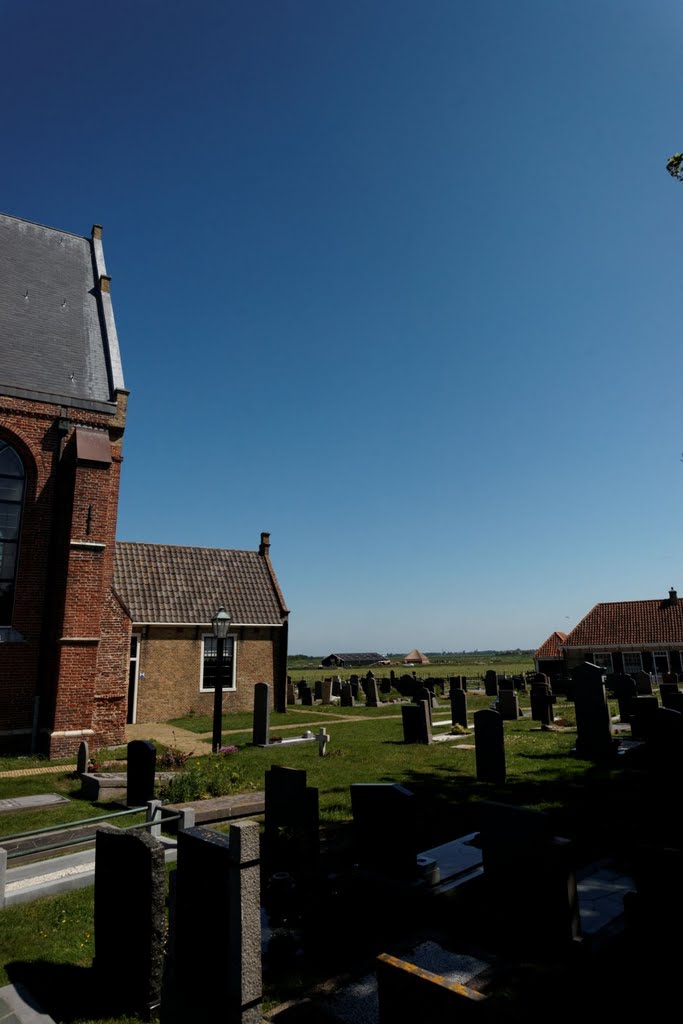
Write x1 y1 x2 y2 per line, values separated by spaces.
474 709 505 784
264 765 319 882
127 740 156 807
351 783 418 879
401 701 432 744
450 687 468 729
572 663 614 760
252 682 270 746
94 829 165 1016
484 670 498 697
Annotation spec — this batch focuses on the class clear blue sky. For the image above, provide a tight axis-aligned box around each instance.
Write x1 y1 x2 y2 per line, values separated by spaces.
3 1 683 654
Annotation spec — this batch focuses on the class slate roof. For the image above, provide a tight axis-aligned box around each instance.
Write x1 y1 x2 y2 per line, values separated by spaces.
113 542 287 626
0 213 124 411
563 598 683 648
534 631 567 659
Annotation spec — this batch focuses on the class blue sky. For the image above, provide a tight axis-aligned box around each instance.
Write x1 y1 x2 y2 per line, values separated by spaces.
2 1 683 653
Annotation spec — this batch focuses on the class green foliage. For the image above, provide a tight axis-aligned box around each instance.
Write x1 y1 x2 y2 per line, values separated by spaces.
667 152 683 180
158 754 245 802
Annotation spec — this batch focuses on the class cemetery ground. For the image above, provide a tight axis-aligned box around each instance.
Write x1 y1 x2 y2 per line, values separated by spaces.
0 689 675 1024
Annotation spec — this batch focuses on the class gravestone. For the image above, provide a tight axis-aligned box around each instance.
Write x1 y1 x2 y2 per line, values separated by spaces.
94 829 166 1016
661 690 683 713
127 740 156 807
478 801 580 952
331 678 342 697
474 710 505 784
301 684 313 706
317 727 330 756
366 677 379 708
662 671 678 686
380 677 392 694
351 783 419 880
170 822 262 1024
497 689 521 721
321 679 333 705
572 663 614 760
350 679 360 699
613 674 638 724
648 707 683 772
77 740 89 775
286 681 296 705
401 701 432 744
419 687 434 723
530 680 556 725
484 670 498 697
296 680 307 698
252 682 270 746
450 687 468 729
630 694 660 741
340 682 355 707
314 680 322 701
264 765 320 883
497 674 514 691
633 670 653 696
456 675 468 691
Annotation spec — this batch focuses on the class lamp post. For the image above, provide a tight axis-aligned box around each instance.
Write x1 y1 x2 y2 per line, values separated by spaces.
211 606 231 753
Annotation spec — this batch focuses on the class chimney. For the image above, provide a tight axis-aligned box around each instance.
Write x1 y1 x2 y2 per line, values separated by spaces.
259 532 271 557
669 588 678 605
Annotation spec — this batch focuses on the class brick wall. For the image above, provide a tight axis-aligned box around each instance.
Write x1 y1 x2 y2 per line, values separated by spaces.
0 392 129 756
134 626 282 722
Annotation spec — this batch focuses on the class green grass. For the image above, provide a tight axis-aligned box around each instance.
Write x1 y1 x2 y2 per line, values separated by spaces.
286 654 534 686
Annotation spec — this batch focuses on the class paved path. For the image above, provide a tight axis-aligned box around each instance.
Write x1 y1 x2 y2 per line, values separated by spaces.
0 764 75 779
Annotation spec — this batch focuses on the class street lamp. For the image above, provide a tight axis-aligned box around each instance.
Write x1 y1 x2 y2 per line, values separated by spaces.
211 606 232 753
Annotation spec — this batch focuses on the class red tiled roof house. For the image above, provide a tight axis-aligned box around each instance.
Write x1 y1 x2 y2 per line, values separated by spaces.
535 589 683 678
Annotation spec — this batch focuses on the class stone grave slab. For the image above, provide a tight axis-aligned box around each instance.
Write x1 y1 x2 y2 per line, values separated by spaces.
0 794 70 814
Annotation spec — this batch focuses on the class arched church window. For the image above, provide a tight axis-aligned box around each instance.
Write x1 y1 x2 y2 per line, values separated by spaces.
0 441 25 625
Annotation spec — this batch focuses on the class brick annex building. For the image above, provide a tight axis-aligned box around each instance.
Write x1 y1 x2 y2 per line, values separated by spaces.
0 213 288 756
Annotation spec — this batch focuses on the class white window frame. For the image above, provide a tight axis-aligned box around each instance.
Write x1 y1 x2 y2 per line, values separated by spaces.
200 633 237 692
592 652 613 672
622 652 643 675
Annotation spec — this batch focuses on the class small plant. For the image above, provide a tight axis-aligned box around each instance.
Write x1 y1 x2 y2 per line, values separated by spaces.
219 745 239 755
157 745 192 769
159 755 245 803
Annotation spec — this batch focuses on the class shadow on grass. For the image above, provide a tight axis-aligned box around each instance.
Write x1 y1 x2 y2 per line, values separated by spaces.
6 961 141 1022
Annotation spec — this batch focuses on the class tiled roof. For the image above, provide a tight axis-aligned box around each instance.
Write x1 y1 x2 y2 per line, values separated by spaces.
534 631 567 659
564 599 683 647
114 542 287 626
0 213 124 411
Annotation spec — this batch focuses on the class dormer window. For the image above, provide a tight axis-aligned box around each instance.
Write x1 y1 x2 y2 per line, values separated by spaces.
0 441 25 625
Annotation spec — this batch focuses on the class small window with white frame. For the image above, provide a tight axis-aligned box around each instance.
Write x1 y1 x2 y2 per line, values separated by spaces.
623 652 643 675
200 634 237 692
592 652 613 672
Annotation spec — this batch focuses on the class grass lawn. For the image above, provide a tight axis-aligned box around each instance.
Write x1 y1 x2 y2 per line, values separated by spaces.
0 695 657 1024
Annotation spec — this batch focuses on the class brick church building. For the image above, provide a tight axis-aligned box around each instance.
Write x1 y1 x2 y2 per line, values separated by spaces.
0 213 288 756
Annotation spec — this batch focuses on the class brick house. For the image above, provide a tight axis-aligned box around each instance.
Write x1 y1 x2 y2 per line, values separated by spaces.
113 533 289 722
0 214 129 757
535 589 683 678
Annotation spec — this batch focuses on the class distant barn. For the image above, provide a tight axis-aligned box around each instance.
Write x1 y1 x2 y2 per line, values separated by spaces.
320 652 386 668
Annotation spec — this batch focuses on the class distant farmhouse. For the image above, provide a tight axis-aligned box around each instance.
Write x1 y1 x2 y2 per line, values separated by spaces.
403 649 430 665
0 212 288 756
535 589 683 677
320 652 386 668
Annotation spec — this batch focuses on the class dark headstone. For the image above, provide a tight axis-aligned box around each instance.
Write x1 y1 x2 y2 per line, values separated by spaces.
380 677 392 694
530 680 556 725
94 829 165 1016
497 674 514 691
401 701 432 744
351 783 418 879
77 740 89 775
474 710 505 784
633 670 653 696
366 677 379 708
630 695 660 740
314 680 322 701
252 682 270 746
171 823 262 1024
331 678 342 697
264 765 319 882
450 687 468 729
301 685 313 706
497 689 521 721
572 663 614 760
478 801 580 952
127 740 156 807
286 681 296 705
484 670 498 697
613 674 638 723
419 687 434 723
340 682 355 707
